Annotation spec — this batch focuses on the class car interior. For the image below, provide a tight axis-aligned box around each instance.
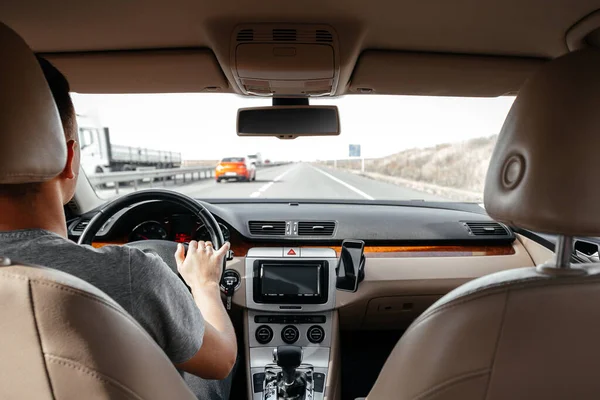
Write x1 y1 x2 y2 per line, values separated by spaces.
3 1 600 399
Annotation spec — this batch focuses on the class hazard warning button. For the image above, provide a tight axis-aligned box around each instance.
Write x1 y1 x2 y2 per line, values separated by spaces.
284 247 300 257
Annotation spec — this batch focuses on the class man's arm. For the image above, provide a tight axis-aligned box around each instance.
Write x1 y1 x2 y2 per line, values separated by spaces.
174 240 237 379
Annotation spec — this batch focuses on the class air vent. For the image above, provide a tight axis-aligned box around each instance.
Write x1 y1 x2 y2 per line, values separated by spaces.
249 221 286 236
298 221 336 237
73 219 90 233
236 26 335 43
236 29 254 42
315 29 333 42
463 222 509 236
273 29 297 41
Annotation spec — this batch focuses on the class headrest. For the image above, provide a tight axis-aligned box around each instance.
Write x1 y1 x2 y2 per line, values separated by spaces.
0 22 66 184
484 48 600 236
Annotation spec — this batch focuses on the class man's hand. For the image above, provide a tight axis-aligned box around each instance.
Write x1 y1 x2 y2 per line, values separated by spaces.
174 240 237 380
175 240 230 291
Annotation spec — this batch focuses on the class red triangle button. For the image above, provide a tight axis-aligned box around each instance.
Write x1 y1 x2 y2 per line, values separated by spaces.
287 249 297 256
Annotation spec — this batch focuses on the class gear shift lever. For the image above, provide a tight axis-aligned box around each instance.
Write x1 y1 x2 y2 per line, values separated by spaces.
264 345 312 400
274 345 303 385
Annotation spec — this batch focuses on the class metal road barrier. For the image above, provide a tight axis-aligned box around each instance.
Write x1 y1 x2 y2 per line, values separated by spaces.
88 163 289 194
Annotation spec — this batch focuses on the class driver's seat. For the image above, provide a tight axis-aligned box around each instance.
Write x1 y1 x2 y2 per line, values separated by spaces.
0 260 196 399
0 22 195 400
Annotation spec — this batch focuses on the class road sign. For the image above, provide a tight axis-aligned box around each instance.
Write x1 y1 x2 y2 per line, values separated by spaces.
349 144 361 157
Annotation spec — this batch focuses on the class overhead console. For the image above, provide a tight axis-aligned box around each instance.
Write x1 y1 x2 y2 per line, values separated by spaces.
230 24 341 96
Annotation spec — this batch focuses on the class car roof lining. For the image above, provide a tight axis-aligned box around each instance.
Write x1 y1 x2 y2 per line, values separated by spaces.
3 0 600 96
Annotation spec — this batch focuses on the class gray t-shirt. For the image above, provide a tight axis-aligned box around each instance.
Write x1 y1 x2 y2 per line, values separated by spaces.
0 228 205 364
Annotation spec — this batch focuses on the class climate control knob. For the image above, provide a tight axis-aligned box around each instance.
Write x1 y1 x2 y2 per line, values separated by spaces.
281 325 300 344
307 325 325 344
255 325 273 344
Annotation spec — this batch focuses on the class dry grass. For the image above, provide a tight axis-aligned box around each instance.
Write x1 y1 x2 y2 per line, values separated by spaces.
321 135 497 193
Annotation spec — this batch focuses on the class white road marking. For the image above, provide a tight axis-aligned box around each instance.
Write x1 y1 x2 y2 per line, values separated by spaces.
248 165 297 198
273 169 292 182
309 165 375 200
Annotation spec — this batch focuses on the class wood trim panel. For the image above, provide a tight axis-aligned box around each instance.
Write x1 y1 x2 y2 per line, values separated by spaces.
357 245 514 258
230 242 515 258
92 240 515 258
91 240 127 248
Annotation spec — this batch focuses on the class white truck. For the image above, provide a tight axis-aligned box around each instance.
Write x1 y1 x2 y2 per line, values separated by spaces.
77 114 182 177
247 153 263 166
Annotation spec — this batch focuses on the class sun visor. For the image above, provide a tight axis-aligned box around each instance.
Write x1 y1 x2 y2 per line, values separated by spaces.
42 49 229 94
349 51 545 97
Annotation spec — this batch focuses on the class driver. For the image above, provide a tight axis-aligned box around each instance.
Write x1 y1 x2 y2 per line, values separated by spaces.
0 56 237 400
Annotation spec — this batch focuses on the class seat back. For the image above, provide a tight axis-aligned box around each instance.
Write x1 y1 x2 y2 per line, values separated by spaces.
368 47 600 400
367 266 600 399
0 259 196 400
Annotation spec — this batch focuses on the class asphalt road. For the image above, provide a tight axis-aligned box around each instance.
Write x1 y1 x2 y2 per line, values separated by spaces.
96 163 447 201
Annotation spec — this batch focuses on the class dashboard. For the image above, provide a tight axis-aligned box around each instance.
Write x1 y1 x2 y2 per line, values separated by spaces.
69 199 518 254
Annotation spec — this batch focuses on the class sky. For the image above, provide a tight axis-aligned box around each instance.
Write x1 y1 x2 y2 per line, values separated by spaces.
71 93 515 162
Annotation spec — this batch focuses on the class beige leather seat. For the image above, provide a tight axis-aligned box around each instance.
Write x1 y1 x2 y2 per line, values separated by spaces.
367 48 600 400
0 260 196 399
0 22 195 399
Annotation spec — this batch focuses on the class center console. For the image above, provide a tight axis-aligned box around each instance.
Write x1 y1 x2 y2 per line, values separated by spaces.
245 247 338 400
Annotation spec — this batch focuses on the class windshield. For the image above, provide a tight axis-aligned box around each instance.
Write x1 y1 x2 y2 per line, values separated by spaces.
72 94 514 202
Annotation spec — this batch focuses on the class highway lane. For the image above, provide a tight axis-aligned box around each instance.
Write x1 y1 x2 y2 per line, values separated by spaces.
95 163 447 201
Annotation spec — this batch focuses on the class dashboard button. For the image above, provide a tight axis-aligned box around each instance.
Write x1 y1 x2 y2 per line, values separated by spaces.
307 325 325 344
281 325 300 344
284 247 300 257
255 325 273 344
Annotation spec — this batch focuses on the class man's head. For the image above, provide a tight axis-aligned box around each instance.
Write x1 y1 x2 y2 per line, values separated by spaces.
0 57 79 202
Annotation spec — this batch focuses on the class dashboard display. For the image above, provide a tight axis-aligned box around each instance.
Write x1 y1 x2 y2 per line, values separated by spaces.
261 264 321 296
174 232 192 243
169 214 197 242
129 221 168 241
128 215 231 244
195 223 230 242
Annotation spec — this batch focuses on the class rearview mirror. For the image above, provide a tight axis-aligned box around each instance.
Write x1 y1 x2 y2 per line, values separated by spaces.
237 106 340 139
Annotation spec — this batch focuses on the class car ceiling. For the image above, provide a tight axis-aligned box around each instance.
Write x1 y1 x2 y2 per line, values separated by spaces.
2 0 600 96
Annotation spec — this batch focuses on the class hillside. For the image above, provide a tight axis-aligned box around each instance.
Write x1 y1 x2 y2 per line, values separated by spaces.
323 135 497 194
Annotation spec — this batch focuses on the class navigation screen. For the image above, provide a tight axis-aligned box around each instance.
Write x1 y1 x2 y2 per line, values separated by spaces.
261 264 321 296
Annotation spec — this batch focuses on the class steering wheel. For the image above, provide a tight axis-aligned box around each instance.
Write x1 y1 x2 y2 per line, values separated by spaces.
78 189 226 279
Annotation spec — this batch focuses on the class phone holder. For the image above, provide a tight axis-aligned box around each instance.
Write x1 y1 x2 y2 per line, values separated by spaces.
336 239 366 292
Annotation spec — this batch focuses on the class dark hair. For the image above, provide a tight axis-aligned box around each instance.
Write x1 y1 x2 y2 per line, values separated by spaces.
36 56 76 139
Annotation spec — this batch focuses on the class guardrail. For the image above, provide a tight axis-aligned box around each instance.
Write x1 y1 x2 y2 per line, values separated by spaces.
88 162 289 194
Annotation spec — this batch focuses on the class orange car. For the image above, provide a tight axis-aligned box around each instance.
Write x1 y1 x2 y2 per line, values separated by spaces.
215 157 256 182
